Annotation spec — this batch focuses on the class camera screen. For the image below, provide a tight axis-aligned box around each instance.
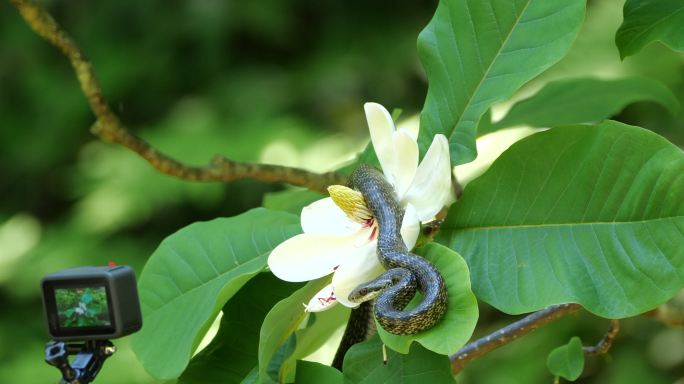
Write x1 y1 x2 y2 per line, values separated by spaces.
54 286 111 328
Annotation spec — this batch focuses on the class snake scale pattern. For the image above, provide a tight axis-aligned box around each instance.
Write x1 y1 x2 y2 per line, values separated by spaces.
347 164 448 335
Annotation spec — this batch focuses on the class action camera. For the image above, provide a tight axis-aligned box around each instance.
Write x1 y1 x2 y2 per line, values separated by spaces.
41 265 142 341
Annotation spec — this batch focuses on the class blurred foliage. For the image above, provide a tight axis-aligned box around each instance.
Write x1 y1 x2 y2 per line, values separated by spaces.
0 0 433 382
1 0 683 383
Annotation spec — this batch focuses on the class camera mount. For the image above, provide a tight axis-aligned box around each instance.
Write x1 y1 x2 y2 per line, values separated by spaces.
45 339 116 384
41 265 142 382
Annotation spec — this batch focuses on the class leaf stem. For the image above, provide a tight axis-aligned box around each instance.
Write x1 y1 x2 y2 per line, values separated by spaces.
8 0 346 193
450 303 582 374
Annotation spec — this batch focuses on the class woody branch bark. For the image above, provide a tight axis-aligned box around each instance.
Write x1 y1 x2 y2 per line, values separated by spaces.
450 304 582 374
583 319 620 356
9 0 346 193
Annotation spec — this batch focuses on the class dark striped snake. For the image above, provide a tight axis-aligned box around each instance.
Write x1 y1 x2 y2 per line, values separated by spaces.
346 164 448 335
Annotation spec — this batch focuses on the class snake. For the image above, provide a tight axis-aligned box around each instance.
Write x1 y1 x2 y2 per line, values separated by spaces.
346 164 448 335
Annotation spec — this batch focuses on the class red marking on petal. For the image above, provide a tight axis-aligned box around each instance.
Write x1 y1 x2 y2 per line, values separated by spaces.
317 293 336 305
369 226 378 240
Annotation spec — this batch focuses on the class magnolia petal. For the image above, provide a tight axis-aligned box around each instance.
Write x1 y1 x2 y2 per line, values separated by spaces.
268 231 367 282
332 241 384 308
304 283 338 312
396 116 419 141
400 203 420 249
391 129 419 199
301 197 361 236
403 134 452 221
365 102 397 185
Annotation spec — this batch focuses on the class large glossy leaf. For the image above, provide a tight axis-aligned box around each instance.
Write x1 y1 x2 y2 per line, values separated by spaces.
278 305 349 382
377 243 478 355
485 77 679 134
132 209 301 379
179 273 302 383
547 337 584 381
343 336 455 383
417 0 585 166
616 0 684 59
295 361 343 384
438 121 684 318
257 278 330 383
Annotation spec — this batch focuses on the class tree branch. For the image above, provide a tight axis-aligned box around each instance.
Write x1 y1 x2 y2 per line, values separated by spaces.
450 304 582 374
583 319 619 356
9 0 347 193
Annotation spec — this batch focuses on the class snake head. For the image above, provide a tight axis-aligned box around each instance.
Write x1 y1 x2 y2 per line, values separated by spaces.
348 286 381 304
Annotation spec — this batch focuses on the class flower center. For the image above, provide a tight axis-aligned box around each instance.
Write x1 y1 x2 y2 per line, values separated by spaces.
327 185 372 224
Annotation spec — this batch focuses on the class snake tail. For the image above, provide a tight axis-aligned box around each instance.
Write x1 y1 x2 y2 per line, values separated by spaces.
332 302 375 370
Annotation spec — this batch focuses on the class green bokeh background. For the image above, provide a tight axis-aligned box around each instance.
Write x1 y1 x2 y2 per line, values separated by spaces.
1 0 683 383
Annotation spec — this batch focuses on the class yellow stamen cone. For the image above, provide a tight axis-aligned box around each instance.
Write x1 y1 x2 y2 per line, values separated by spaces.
327 185 372 223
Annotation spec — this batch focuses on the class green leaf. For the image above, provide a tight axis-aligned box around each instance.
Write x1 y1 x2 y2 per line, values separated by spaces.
239 366 261 384
343 336 455 384
258 278 330 383
278 305 350 382
616 0 684 59
417 0 585 166
132 208 301 380
547 337 585 381
377 243 478 355
486 77 679 134
295 361 343 384
179 273 302 383
438 121 684 318
80 293 92 304
266 334 296 382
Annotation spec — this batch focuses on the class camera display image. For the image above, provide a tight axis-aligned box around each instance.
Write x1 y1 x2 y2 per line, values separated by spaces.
55 287 111 328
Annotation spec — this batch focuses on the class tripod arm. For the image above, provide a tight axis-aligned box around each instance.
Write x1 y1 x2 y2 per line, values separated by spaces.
45 340 116 384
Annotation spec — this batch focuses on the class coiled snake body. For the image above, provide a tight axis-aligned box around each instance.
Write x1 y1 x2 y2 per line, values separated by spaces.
347 164 448 335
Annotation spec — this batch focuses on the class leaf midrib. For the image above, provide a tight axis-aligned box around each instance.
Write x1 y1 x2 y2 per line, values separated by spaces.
441 0 532 143
447 215 684 232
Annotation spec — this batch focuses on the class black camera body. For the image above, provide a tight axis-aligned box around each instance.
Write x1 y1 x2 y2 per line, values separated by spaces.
41 265 142 341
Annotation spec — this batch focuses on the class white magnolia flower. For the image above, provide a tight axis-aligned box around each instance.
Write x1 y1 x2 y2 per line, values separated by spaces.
267 102 452 312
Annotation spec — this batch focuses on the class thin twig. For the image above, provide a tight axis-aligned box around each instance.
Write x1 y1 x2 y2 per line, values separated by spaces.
583 319 619 356
9 0 346 193
450 304 582 374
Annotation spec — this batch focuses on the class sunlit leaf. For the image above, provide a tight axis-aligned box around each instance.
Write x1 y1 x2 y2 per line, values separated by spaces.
485 77 679 134
616 0 684 59
417 0 585 165
377 243 478 355
132 209 301 379
457 126 541 187
343 336 455 383
547 337 584 381
438 121 684 318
